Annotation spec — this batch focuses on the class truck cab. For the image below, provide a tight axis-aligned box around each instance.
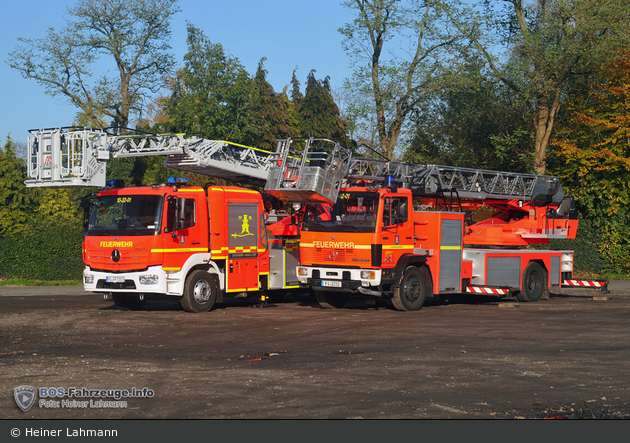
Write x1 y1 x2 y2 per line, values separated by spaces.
297 186 435 309
83 178 274 312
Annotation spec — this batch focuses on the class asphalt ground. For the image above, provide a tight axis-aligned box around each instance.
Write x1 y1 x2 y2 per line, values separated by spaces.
1 281 629 420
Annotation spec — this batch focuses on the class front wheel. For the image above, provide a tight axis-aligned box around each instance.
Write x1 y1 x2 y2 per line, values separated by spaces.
181 270 219 313
392 266 432 312
515 262 548 302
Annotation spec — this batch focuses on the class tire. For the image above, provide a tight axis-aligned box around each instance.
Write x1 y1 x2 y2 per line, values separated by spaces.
515 262 548 302
392 266 431 312
181 270 219 313
112 293 146 311
313 290 349 309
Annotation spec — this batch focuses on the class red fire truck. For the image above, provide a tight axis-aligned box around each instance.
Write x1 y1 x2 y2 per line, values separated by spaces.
80 178 302 311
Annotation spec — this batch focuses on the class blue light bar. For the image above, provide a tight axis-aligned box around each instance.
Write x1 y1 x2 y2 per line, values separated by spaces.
105 179 125 188
384 175 395 186
167 177 190 185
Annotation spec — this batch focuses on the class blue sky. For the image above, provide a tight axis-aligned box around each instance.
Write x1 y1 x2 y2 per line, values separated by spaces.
1 0 356 146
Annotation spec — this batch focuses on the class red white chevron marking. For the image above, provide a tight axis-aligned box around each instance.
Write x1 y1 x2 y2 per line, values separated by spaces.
563 280 606 288
466 286 510 295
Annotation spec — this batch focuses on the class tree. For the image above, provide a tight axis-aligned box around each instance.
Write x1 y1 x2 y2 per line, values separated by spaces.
340 0 470 159
251 58 296 150
549 51 630 272
299 71 349 145
0 137 34 238
406 57 534 172
164 23 258 144
8 0 180 133
447 0 630 174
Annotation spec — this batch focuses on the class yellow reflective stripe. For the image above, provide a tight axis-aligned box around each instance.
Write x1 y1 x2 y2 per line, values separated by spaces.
209 187 259 195
163 267 181 271
227 288 253 293
440 246 462 250
216 140 273 154
151 248 209 253
228 247 258 253
383 245 414 250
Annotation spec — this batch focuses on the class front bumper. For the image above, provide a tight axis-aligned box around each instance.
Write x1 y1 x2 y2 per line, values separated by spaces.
83 265 169 294
297 266 382 293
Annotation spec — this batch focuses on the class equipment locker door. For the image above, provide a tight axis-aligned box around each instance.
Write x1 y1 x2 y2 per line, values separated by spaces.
226 202 260 292
439 218 463 293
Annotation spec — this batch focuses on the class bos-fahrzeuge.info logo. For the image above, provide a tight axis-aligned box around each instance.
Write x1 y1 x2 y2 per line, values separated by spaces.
14 385 154 411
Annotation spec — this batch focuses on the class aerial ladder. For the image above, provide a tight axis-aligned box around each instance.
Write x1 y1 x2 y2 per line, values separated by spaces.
25 127 274 188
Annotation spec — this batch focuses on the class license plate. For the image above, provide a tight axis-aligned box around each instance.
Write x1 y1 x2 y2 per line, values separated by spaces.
106 276 125 283
322 280 342 288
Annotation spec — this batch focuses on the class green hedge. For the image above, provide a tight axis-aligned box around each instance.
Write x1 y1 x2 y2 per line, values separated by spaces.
0 217 84 281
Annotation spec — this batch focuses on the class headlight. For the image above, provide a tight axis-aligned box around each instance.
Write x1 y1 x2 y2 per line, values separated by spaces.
297 267 309 277
84 274 94 284
361 270 375 280
139 275 159 285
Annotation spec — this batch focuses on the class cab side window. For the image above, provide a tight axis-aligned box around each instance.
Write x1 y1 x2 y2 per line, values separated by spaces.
383 197 408 226
165 198 196 232
184 200 196 228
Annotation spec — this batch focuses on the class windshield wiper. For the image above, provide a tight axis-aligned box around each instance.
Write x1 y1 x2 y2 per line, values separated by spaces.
335 224 362 232
88 227 115 236
304 222 330 232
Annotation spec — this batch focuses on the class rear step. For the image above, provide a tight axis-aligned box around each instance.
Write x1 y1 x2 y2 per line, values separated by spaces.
562 279 610 293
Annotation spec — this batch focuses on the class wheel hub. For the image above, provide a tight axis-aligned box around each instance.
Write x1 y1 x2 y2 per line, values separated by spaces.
405 278 421 302
193 280 211 303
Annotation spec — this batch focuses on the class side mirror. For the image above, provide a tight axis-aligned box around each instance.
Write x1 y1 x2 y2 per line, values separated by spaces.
177 198 187 229
171 197 187 238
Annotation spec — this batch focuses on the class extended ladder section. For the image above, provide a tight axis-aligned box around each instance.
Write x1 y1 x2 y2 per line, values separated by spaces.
403 164 564 204
25 128 273 188
264 138 565 205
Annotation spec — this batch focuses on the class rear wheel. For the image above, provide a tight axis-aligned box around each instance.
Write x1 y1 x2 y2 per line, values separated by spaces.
515 262 548 302
181 270 219 313
112 293 146 311
313 290 349 309
392 266 431 312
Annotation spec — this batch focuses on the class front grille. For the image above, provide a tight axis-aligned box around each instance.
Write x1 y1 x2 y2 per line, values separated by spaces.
87 249 152 271
301 247 366 264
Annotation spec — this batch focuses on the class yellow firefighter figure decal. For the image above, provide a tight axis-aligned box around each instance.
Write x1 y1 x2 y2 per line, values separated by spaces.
228 202 259 251
232 214 254 238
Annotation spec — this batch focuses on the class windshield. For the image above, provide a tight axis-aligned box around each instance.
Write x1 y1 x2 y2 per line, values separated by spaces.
302 191 379 233
87 195 163 236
